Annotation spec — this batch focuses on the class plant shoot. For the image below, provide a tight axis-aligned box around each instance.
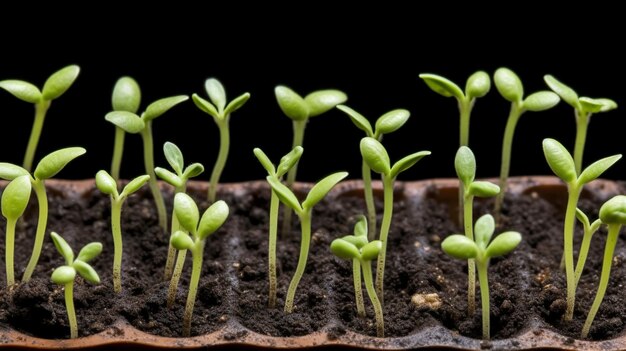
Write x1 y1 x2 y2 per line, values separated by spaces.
110 76 141 181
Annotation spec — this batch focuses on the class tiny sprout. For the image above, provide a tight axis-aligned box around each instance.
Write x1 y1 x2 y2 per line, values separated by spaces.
253 146 303 308
0 147 86 281
0 65 80 172
171 194 229 336
543 138 621 320
50 232 102 339
96 170 150 293
267 171 348 313
2 175 32 286
441 214 521 340
574 208 602 288
110 76 141 181
192 78 251 203
331 218 384 337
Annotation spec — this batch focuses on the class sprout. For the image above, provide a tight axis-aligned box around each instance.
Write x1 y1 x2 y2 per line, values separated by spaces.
544 75 617 175
360 137 430 302
171 194 229 336
455 146 500 314
192 78 250 203
253 146 303 308
441 214 521 340
337 105 410 240
542 138 621 320
0 65 80 172
492 68 560 218
1 175 32 286
330 218 384 337
96 170 150 293
110 76 141 181
0 147 86 281
267 171 348 313
573 208 602 288
50 232 102 339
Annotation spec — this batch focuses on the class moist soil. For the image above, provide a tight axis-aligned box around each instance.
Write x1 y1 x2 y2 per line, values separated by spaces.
1 180 626 342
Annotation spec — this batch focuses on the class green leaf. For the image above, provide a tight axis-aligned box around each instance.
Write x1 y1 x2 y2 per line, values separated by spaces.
266 176 302 213
468 181 500 198
390 151 431 179
305 89 347 117
542 138 576 183
182 163 204 180
341 235 368 249
0 163 29 180
205 78 227 112
455 146 476 186
375 109 410 136
600 195 626 225
163 142 184 175
465 71 491 99
523 91 560 112
578 154 621 186
95 170 118 197
174 193 200 235
105 111 145 134
51 265 76 285
224 93 251 116
353 215 368 238
73 260 100 284
0 80 42 103
337 105 373 136
50 232 74 265
143 95 189 122
34 147 86 180
112 76 141 113
474 214 495 249
330 238 360 260
544 75 580 110
361 240 382 261
170 230 195 250
155 167 182 187
275 86 309 121
441 234 478 260
42 65 80 101
121 175 150 198
76 242 103 263
485 231 521 258
277 146 304 178
494 67 523 103
360 137 391 175
419 73 464 100
595 98 618 112
1 175 32 220
579 97 605 113
197 200 229 240
302 171 348 210
192 94 219 119
253 148 276 175
575 208 591 231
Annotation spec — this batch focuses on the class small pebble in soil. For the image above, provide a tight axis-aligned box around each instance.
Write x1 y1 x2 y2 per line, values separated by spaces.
411 293 442 310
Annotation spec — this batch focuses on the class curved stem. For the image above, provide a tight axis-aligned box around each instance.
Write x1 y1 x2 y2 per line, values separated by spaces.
495 104 522 220
362 160 377 241
141 123 168 230
284 211 311 313
464 193 476 315
208 120 230 203
111 199 123 293
268 190 279 308
575 229 595 288
22 180 47 282
375 176 394 304
282 119 307 236
183 242 204 337
574 111 590 176
164 185 186 281
564 184 582 320
167 248 187 308
5 218 16 286
476 259 490 340
110 127 125 182
353 258 365 317
23 100 50 172
65 282 78 339
362 260 384 337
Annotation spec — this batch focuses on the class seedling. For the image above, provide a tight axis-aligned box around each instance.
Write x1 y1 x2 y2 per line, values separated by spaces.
105 94 189 231
110 76 141 181
455 146 500 314
0 147 86 281
50 232 102 339
337 105 410 240
0 65 80 172
544 75 617 175
360 137 430 302
441 214 521 340
330 220 385 337
267 171 348 313
542 138 621 320
2 175 32 286
253 146 303 308
95 170 150 293
193 78 250 203
493 68 560 217
170 194 229 336
574 208 602 288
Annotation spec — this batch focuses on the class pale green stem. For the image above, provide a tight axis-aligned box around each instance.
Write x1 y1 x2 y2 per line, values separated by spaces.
574 111 591 176
167 248 187 308
495 104 523 220
362 160 377 241
282 119 307 235
111 199 123 293
22 180 47 282
268 190 279 308
183 242 204 337
23 100 51 172
564 184 582 321
110 127 125 182
141 122 168 230
457 100 471 226
208 119 230 203
375 176 394 304
574 229 595 288
284 211 311 313
362 260 384 337
464 192 476 315
476 259 490 340
353 258 365 317
5 218 16 286
65 282 78 339
164 184 186 281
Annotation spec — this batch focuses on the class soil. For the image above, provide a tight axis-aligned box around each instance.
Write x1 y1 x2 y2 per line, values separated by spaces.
1 178 625 342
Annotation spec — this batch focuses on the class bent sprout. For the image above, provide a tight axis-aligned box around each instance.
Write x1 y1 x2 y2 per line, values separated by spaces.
2 175 32 286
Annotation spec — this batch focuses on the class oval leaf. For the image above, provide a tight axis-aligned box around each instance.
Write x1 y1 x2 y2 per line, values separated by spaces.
455 146 476 186
105 111 145 134
375 109 410 136
34 147 86 180
277 146 304 178
337 105 373 136
163 142 184 175
155 167 182 187
253 148 275 175
474 214 495 249
197 200 230 240
304 89 347 117
302 171 349 210
143 95 189 122
112 76 141 113
468 181 500 198
171 230 195 250
575 208 591 231
578 154 621 186
330 238 360 260
465 71 491 99
360 137 390 175
50 232 74 265
494 67 523 103
0 163 29 180
192 94 219 118
419 73 464 100
361 240 383 261
595 98 618 112
341 235 369 249
275 86 309 121
353 215 368 238
266 176 302 213
1 175 32 220
0 80 42 103
544 75 580 110
390 151 431 179
182 163 204 180
523 91 560 112
224 92 251 116
73 260 100 284
174 193 200 235
485 231 521 258
42 65 80 100
205 78 227 112
441 234 478 260
76 242 103 263
51 265 76 285
542 138 576 183
579 97 605 113
95 170 118 196
121 175 150 198
600 195 626 225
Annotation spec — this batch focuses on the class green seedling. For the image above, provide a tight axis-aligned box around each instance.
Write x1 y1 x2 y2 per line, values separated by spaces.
110 76 141 181
105 94 189 231
337 105 410 240
253 146 303 308
267 171 348 313
2 175 32 286
582 195 626 338
360 137 430 302
0 147 86 281
441 214 521 340
544 75 617 175
96 170 150 293
170 194 229 336
455 146 500 314
493 68 560 218
50 232 102 339
543 138 621 320
331 222 384 337
574 208 602 288
192 78 250 203
0 65 80 172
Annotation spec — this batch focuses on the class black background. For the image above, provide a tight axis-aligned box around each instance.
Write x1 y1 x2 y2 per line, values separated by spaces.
1 10 624 183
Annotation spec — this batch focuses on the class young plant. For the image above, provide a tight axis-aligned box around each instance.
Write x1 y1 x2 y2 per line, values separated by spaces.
0 147 86 281
441 214 521 340
2 175 32 286
267 171 348 313
337 105 410 240
542 138 621 320
110 76 141 181
330 220 385 337
574 208 602 288
455 146 500 314
95 170 150 293
105 94 189 231
492 68 560 217
544 75 617 175
192 78 251 203
253 146 303 308
0 65 80 172
50 232 102 339
360 137 430 302
170 194 229 336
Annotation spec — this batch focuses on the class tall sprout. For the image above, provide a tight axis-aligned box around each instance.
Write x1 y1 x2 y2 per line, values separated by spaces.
109 76 141 181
